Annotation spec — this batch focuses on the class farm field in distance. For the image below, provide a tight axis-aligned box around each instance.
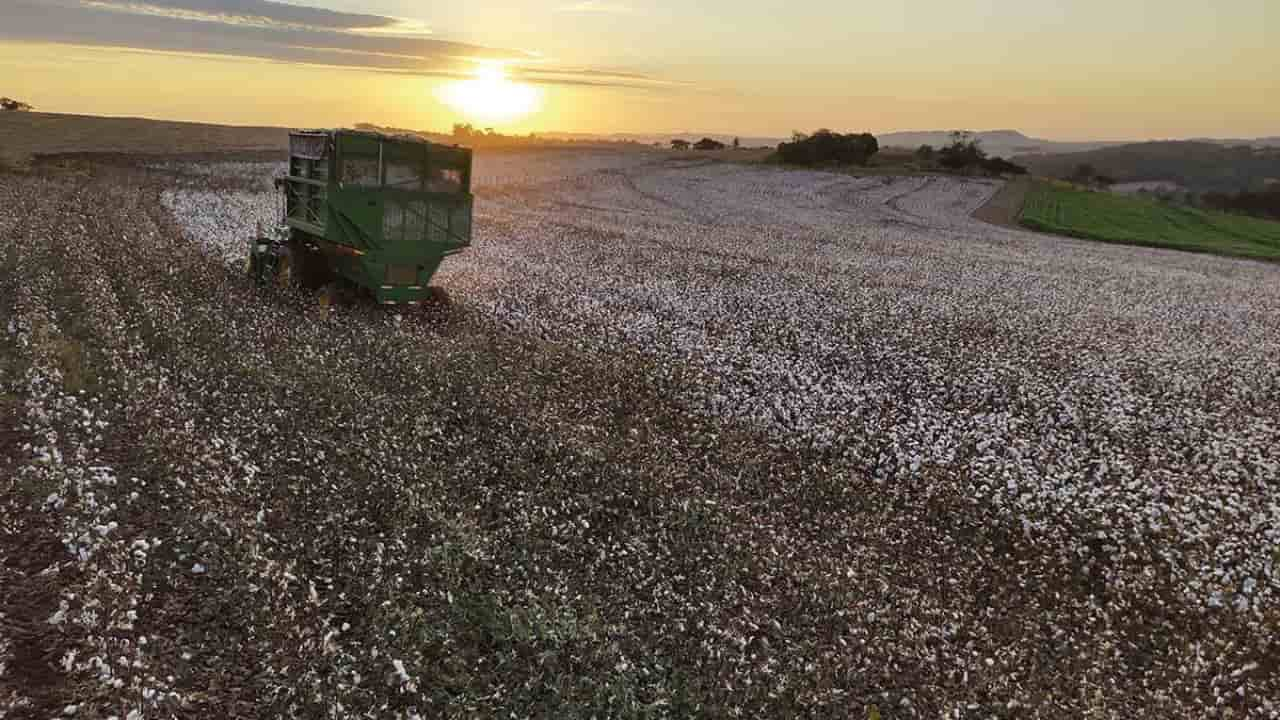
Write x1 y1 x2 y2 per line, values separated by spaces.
1020 180 1280 260
3 148 1279 718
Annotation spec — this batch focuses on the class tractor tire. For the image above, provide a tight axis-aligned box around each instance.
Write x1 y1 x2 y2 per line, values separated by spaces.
274 246 294 290
317 281 348 310
246 236 265 281
292 243 324 290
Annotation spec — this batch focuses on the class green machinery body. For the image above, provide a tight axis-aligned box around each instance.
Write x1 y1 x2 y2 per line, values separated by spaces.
249 129 473 304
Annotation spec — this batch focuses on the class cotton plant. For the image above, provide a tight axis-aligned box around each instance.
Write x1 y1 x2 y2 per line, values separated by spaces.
444 160 1280 620
4 151 1277 718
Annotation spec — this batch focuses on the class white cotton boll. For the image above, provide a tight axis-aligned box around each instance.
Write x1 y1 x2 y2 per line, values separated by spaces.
48 601 69 625
146 155 1280 703
191 563 206 574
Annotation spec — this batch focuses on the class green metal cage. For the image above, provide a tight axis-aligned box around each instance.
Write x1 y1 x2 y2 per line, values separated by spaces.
266 129 474 304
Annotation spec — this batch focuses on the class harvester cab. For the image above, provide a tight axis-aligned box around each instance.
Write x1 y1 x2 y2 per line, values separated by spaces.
249 129 473 305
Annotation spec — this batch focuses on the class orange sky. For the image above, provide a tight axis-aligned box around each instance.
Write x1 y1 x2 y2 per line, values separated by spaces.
1 0 1276 140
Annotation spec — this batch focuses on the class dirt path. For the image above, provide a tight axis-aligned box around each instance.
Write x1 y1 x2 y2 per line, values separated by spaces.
971 175 1031 228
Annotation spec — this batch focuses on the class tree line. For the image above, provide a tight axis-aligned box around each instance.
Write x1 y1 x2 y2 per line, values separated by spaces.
1182 188 1280 221
767 129 1028 175
777 130 879 166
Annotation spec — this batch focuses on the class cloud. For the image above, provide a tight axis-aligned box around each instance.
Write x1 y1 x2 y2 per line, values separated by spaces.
0 0 673 89
81 0 415 33
80 0 440 37
515 67 687 90
557 1 634 14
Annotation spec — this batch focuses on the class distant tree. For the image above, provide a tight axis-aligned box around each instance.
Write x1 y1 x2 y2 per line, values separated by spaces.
732 137 740 149
938 131 985 170
1200 187 1280 220
776 129 879 166
670 139 691 150
452 123 476 139
915 144 935 166
1094 174 1116 187
1071 163 1097 183
694 137 727 150
0 97 33 112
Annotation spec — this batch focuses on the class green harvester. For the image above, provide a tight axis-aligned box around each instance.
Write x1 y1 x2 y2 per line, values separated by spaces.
248 129 473 305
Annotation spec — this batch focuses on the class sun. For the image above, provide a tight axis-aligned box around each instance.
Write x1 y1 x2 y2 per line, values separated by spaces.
438 63 541 125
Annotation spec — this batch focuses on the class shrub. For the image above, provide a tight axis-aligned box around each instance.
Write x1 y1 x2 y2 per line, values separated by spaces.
937 132 985 170
777 130 878 167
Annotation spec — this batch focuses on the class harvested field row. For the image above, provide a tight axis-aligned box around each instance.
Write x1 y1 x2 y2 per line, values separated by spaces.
3 153 1278 718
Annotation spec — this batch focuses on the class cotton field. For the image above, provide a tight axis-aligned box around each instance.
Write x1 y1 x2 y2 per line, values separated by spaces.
452 159 1280 615
4 150 1279 718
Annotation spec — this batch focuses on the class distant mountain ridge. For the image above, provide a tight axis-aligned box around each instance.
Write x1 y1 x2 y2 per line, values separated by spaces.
877 130 1125 158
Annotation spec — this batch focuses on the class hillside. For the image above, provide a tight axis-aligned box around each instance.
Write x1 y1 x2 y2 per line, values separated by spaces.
1020 180 1280 259
1014 141 1280 193
0 111 289 162
881 130 1280 161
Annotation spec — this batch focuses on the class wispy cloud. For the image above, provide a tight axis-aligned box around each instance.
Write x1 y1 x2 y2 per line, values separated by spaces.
557 1 635 14
82 0 427 34
0 0 675 89
515 66 688 90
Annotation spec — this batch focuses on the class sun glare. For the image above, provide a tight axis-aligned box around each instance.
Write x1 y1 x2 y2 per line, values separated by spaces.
438 63 541 125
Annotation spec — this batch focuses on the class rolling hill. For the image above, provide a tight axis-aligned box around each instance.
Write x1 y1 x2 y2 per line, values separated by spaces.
0 111 287 162
1014 141 1280 193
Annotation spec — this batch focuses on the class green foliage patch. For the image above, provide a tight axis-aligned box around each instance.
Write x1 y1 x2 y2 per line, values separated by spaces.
1019 181 1280 260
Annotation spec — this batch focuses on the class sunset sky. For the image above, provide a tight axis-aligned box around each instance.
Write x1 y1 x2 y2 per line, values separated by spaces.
1 0 1275 140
